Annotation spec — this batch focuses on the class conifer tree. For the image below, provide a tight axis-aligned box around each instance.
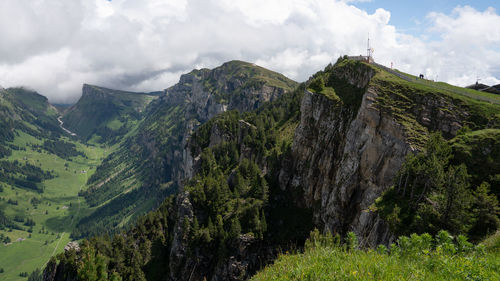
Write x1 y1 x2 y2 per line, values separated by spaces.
229 217 242 238
78 245 98 281
470 182 500 238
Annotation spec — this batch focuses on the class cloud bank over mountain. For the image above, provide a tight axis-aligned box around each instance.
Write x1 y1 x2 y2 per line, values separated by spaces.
0 0 499 103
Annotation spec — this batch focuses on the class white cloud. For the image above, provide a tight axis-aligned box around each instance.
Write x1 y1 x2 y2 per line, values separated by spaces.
0 0 498 103
422 6 500 86
0 1 83 64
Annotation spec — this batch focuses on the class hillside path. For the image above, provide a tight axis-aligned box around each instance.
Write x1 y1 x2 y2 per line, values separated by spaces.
57 115 77 136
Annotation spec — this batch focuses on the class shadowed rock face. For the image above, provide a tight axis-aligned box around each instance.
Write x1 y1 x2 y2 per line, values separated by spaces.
279 83 401 247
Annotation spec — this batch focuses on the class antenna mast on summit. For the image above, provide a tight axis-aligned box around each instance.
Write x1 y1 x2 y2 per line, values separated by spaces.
367 33 371 58
366 33 374 62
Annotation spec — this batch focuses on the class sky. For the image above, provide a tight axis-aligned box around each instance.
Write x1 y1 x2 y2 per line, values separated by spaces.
0 0 499 103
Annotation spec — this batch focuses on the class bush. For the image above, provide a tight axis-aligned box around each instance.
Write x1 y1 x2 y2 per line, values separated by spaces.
308 76 325 93
346 231 358 250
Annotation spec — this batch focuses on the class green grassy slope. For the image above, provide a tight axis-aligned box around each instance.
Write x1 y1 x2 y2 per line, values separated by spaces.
392 68 500 104
210 60 298 92
251 231 500 281
0 88 62 152
373 64 500 110
70 101 185 238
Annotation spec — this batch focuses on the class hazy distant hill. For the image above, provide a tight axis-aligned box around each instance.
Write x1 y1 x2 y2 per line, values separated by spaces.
61 84 161 143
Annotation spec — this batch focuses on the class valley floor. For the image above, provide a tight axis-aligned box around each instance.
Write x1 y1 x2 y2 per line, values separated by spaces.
0 132 110 281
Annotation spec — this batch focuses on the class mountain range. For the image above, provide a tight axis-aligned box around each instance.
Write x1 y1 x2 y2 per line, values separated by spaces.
0 58 499 281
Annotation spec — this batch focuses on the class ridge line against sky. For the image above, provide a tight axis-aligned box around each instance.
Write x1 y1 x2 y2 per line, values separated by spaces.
0 0 499 103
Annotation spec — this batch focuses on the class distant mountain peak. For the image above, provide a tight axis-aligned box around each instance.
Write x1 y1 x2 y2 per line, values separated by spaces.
62 84 160 142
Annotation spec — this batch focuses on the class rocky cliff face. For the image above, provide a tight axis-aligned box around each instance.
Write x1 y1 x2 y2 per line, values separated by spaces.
280 61 472 246
162 61 291 122
151 60 296 186
168 191 195 279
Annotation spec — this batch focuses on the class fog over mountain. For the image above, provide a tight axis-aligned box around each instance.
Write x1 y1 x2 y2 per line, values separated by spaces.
0 0 499 103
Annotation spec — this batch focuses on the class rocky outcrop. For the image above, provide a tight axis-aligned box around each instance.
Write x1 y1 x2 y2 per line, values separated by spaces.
63 241 80 252
210 234 274 281
279 86 402 247
326 86 408 246
159 61 296 186
169 192 195 280
163 62 288 124
280 62 470 247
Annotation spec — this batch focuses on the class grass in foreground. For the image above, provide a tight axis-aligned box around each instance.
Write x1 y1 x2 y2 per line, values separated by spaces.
252 230 500 281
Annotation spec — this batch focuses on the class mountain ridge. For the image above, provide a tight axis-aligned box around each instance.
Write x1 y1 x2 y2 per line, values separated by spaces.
70 60 299 239
1 58 499 281
80 83 163 97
